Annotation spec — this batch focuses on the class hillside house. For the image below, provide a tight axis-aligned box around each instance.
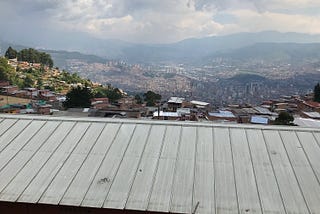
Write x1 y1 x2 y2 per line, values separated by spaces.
91 97 109 109
167 97 185 112
2 85 19 94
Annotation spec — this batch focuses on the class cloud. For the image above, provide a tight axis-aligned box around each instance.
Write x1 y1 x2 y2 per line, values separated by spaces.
0 0 320 44
228 9 320 34
46 0 225 43
193 0 320 13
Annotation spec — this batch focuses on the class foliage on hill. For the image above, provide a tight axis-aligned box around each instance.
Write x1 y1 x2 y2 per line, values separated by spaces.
59 71 91 85
143 91 161 106
4 47 17 59
0 57 15 81
5 47 53 68
2 47 125 106
0 57 28 87
0 55 92 90
63 84 126 108
63 86 93 108
93 86 123 103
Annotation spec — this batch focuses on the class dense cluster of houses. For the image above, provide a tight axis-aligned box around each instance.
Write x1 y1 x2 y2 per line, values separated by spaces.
90 96 313 126
1 75 320 127
150 94 320 126
7 58 44 70
0 81 64 115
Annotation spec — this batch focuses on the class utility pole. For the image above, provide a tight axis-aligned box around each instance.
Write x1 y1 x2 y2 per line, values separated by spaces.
157 101 160 120
6 88 9 105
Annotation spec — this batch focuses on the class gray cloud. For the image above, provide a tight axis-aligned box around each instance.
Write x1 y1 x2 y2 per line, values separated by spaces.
0 0 319 45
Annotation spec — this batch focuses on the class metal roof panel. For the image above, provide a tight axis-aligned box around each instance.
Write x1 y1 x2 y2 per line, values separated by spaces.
0 114 319 214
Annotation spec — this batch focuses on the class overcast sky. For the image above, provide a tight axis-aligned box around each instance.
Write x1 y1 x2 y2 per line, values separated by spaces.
1 0 320 44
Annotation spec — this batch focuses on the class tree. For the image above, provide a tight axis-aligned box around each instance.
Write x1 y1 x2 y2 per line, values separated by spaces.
37 78 43 89
314 83 320 102
16 48 54 67
23 74 34 87
5 47 17 59
143 91 161 106
63 86 93 108
134 94 143 104
0 57 15 82
93 86 123 103
274 112 294 125
0 65 9 80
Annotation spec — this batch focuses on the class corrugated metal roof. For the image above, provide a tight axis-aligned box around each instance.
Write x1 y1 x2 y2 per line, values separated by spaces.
253 106 274 115
294 117 320 128
302 111 320 119
0 114 320 213
209 110 236 118
168 97 185 104
190 100 210 106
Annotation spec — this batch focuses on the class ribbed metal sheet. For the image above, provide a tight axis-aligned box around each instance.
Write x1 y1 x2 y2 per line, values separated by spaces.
0 114 320 214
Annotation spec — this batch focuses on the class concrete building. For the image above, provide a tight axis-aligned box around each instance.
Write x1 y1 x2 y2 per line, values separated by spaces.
167 97 185 112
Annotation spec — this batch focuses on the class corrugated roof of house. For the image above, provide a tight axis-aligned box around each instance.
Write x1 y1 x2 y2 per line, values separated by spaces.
294 117 320 128
168 97 185 104
302 111 320 119
208 110 236 118
190 100 210 106
0 114 320 213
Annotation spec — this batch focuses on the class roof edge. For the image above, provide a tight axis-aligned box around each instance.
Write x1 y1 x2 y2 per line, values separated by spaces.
0 113 319 132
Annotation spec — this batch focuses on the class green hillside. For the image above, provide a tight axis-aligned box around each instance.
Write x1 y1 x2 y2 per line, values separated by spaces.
1 47 122 101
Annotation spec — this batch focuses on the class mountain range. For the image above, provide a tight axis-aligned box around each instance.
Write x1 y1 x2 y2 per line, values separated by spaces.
1 31 320 65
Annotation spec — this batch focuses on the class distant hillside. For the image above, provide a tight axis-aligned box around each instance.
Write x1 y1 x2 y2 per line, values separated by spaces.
3 31 320 64
115 31 320 63
0 41 108 69
208 43 320 63
43 50 107 69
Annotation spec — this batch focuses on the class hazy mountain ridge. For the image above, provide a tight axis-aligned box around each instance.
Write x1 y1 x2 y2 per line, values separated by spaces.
208 43 320 63
116 31 320 63
42 50 107 69
2 31 320 66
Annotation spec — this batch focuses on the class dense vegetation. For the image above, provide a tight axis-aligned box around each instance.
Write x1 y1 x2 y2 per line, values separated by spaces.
143 91 162 106
0 57 15 81
5 47 53 68
1 56 78 89
63 86 93 108
0 57 27 87
63 84 127 108
274 112 294 125
93 85 123 103
4 47 17 59
1 54 125 109
1 46 126 108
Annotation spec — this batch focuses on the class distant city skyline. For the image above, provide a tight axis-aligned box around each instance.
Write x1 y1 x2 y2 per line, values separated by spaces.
0 0 320 44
